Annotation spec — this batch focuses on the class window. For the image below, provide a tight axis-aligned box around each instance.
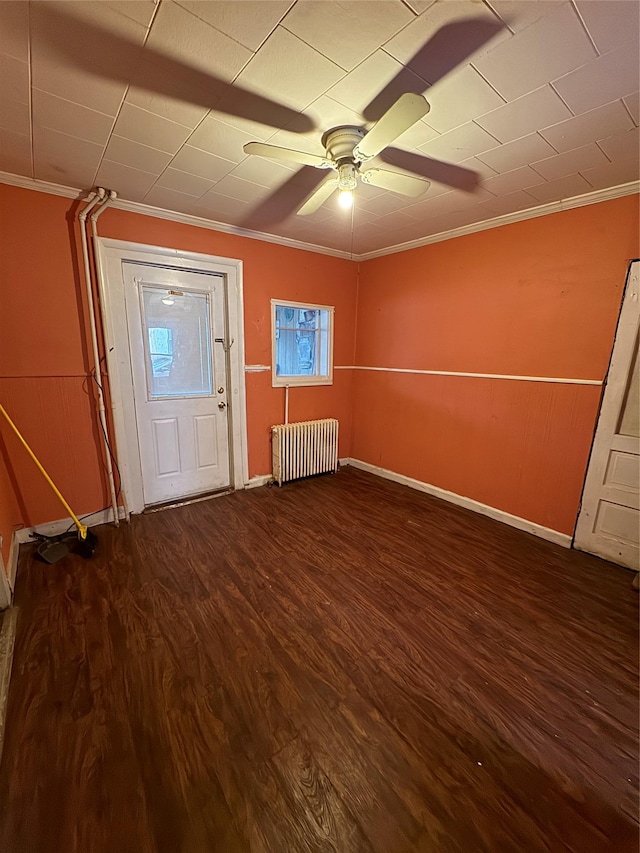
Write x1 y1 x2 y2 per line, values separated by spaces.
271 300 334 387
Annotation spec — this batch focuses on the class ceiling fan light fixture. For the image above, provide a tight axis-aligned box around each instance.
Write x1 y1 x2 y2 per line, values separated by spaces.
338 190 354 209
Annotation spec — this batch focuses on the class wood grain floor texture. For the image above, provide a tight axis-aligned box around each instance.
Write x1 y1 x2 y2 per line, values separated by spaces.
0 467 637 852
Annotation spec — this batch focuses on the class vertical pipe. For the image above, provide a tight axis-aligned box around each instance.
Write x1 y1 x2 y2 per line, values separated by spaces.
78 189 119 527
284 384 289 425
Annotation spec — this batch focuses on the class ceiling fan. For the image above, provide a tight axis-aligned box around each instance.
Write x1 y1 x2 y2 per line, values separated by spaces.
243 93 433 215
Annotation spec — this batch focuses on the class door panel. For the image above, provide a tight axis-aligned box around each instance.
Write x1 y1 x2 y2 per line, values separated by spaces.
123 263 230 506
575 262 639 569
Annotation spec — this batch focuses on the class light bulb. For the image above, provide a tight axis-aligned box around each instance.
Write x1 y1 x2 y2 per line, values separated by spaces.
338 190 353 209
161 297 175 306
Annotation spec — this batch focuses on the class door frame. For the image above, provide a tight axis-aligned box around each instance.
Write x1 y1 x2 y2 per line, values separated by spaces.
574 260 639 566
95 237 249 514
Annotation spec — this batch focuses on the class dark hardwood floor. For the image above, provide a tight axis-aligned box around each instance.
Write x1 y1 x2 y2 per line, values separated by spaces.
0 467 637 852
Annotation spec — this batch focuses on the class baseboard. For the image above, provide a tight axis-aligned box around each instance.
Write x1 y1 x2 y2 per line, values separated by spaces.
338 458 350 467
245 474 272 489
7 534 19 594
14 506 127 545
0 606 18 766
347 458 572 548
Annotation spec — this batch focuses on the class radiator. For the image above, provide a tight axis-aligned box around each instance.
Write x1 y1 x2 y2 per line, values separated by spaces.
272 419 339 486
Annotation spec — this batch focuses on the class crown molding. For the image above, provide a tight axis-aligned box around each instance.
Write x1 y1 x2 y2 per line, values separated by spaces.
1 170 637 264
0 171 353 260
357 181 640 260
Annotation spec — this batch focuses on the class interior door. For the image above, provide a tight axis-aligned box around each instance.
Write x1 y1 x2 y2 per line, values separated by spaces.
123 263 230 506
575 262 639 570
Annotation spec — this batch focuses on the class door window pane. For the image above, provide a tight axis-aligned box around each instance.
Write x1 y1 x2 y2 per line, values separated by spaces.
141 286 213 398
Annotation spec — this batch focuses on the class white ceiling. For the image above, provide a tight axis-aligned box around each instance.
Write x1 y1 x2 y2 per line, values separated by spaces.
1 0 638 256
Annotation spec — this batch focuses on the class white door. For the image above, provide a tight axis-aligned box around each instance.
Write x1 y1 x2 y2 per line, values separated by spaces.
575 262 639 570
123 263 231 506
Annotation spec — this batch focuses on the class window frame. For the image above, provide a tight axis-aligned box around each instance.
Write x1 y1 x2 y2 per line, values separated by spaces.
271 298 335 388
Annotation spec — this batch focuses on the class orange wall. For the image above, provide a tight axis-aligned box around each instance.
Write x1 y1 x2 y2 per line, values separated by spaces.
352 196 640 535
0 184 357 541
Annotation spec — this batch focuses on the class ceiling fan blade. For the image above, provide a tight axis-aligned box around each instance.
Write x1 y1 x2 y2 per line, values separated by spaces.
360 168 430 198
354 94 430 161
382 148 480 192
241 168 328 229
243 142 333 169
298 179 340 216
363 18 505 123
34 4 314 134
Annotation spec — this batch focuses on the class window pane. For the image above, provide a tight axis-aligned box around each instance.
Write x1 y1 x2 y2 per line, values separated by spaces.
274 303 328 378
141 286 212 398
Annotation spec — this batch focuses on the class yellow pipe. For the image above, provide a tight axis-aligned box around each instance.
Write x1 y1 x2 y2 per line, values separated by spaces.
0 403 88 539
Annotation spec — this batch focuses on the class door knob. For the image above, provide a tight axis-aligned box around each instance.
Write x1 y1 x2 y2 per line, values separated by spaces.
218 401 226 410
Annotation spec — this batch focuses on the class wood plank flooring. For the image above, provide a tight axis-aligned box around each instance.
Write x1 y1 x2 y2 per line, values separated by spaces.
0 467 637 852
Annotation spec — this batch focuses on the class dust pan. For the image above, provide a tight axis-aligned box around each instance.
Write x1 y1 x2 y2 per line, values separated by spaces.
0 403 98 562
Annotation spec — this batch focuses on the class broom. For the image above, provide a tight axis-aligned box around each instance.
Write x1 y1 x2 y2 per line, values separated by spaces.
0 403 98 562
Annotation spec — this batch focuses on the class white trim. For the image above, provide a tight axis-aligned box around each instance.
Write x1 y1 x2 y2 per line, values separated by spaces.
15 506 127 545
1 170 636 262
346 457 572 548
245 364 270 372
6 534 19 593
95 238 249 513
334 365 602 385
0 171 352 260
244 474 272 489
357 182 640 260
0 551 10 610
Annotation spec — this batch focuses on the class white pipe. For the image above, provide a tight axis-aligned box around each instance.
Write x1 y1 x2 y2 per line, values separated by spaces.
78 188 120 526
284 384 290 425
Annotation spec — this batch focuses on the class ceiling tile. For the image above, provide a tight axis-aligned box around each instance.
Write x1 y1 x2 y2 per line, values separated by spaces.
33 126 103 187
103 1 158 28
145 1 252 80
281 0 413 72
582 158 640 190
0 96 30 136
482 164 544 196
324 50 426 118
188 116 257 163
177 1 293 51
235 28 344 113
530 142 609 181
104 135 174 174
358 191 415 217
113 104 193 153
1 54 29 104
403 1 436 15
575 0 640 54
476 85 571 144
478 190 538 217
32 90 114 146
169 145 237 181
476 132 558 173
95 160 158 201
418 122 498 163
125 87 208 129
424 66 506 134
156 168 216 197
0 127 32 177
488 1 566 33
0 1 29 61
384 0 508 72
525 172 593 203
473 3 595 101
402 190 467 218
43 0 149 37
228 156 298 188
142 185 204 211
370 209 422 229
553 41 640 114
457 156 499 182
540 100 634 153
623 93 639 125
194 190 251 219
597 127 640 163
211 174 272 203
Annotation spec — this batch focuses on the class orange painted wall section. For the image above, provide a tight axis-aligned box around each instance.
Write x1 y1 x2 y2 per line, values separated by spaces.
352 196 640 535
0 184 357 540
